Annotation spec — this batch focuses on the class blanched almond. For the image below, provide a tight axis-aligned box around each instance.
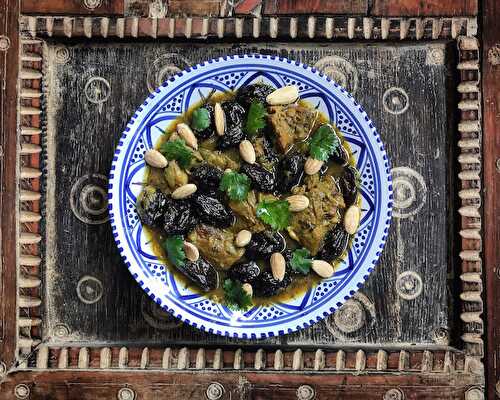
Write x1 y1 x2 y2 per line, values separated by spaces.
169 131 179 141
304 157 324 175
176 123 198 150
242 283 253 297
344 205 361 234
183 241 199 262
214 102 225 136
266 85 299 105
144 149 168 168
239 140 256 164
270 252 286 282
172 183 197 199
286 194 309 212
312 260 334 278
235 230 252 247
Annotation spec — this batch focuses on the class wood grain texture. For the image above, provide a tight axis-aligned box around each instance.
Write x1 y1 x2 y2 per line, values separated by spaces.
371 0 478 17
168 0 222 16
41 42 457 349
482 0 500 396
0 369 484 399
21 0 124 15
263 0 367 15
0 0 20 369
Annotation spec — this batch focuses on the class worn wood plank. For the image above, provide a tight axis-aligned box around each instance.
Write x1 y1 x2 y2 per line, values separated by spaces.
42 42 456 348
371 0 477 17
21 0 124 15
0 0 20 369
0 369 484 399
482 0 500 397
168 0 222 16
263 0 367 15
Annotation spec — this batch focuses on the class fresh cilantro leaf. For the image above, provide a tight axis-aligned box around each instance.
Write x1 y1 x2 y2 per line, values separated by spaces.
223 279 253 311
309 124 341 162
191 107 210 131
290 248 313 275
219 170 251 201
256 200 290 230
160 138 193 168
244 101 267 136
162 235 186 268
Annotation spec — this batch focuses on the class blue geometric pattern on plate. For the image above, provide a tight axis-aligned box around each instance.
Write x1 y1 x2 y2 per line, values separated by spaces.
108 55 393 339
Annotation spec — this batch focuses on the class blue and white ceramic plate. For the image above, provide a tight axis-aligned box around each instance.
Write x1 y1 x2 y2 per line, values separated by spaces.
108 54 393 339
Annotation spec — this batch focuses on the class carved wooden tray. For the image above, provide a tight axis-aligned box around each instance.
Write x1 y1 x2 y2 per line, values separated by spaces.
0 1 494 398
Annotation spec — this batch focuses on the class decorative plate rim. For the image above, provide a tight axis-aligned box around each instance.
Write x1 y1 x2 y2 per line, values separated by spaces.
108 54 393 339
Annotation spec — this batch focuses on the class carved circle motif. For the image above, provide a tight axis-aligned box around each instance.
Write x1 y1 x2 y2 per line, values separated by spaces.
54 323 70 338
141 293 182 330
70 174 110 225
427 47 445 65
83 0 102 10
325 292 376 340
396 271 423 300
84 77 111 112
0 362 6 375
147 53 190 93
206 382 225 400
383 388 404 400
0 35 10 51
77 275 104 304
296 385 315 400
333 299 365 333
465 388 484 400
383 87 409 115
117 388 136 400
314 56 359 94
54 46 71 64
391 167 427 219
14 384 30 399
432 327 449 345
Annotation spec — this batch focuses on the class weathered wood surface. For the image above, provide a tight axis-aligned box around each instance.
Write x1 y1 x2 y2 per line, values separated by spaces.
371 0 478 16
482 0 500 397
42 42 456 348
21 0 124 15
0 0 20 369
0 369 484 400
262 0 368 15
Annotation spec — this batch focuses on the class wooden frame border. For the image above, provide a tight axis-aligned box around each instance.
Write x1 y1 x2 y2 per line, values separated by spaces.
0 9 488 400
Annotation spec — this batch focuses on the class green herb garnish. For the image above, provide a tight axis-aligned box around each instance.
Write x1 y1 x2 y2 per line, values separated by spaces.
160 138 193 168
309 124 341 161
219 170 251 201
244 101 267 136
162 235 186 268
223 279 253 311
256 200 290 230
191 107 210 131
290 248 313 275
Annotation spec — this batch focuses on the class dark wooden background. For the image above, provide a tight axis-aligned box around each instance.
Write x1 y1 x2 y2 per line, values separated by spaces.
41 41 458 348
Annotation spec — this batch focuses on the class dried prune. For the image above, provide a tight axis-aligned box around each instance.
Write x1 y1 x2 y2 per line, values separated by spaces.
235 83 274 109
317 225 350 262
339 165 359 206
190 163 223 192
253 270 292 297
331 143 350 166
245 231 285 259
162 197 198 235
240 163 276 192
253 135 279 170
177 257 219 292
227 261 261 284
192 103 214 140
279 152 305 191
136 186 167 227
217 102 246 149
192 193 235 228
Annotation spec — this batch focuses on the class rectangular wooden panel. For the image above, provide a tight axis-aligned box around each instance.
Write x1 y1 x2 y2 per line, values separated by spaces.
263 0 367 15
42 41 457 348
21 0 123 15
482 0 500 397
371 0 477 16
